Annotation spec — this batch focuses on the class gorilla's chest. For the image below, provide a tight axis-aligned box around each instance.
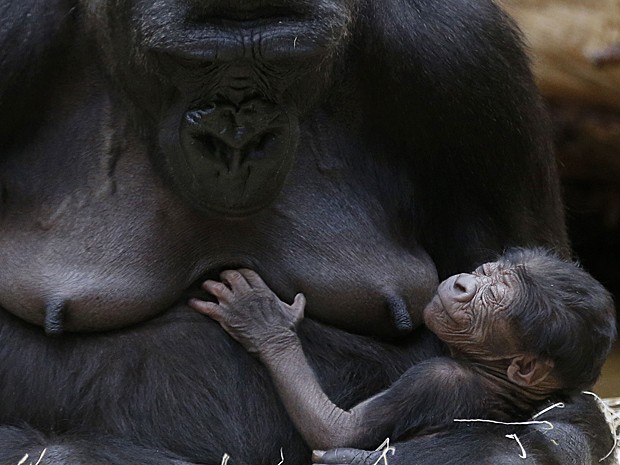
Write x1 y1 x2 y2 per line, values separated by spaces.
0 105 437 337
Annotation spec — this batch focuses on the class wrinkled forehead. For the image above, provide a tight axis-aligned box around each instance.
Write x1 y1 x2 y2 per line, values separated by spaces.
473 261 525 322
474 259 525 282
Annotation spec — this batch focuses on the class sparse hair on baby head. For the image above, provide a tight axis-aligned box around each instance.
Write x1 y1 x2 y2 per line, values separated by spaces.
497 248 617 392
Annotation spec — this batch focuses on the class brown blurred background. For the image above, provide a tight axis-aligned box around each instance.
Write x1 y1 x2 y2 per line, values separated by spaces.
499 0 620 397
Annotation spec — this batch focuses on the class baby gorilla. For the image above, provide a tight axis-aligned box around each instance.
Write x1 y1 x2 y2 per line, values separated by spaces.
189 248 617 450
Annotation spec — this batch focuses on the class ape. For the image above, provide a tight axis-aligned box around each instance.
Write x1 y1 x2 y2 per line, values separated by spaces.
192 250 617 451
0 0 613 464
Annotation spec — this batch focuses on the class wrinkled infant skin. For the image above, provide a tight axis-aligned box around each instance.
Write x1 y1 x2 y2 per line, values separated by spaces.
0 0 611 464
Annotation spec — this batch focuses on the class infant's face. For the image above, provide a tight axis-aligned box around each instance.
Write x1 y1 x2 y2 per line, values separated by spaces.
423 261 518 358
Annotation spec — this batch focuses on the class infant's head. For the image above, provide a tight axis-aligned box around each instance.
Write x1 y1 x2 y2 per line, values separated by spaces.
423 248 616 392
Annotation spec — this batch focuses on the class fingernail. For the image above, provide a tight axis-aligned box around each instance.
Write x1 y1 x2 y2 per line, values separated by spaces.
312 451 325 460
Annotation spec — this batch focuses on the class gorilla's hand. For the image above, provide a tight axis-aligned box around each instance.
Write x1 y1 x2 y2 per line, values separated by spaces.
313 448 386 465
190 269 306 356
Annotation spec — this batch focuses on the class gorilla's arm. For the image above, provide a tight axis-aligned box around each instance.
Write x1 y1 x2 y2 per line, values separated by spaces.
357 0 569 277
0 0 75 138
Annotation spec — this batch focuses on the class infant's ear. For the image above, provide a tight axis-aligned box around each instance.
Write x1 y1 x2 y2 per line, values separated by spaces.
506 355 555 387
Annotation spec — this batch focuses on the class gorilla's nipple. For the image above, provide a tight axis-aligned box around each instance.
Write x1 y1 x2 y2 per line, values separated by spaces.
386 295 413 335
45 300 66 337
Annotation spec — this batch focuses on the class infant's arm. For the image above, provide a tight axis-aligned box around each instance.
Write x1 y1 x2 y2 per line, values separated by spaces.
189 269 392 449
189 271 487 449
361 358 490 439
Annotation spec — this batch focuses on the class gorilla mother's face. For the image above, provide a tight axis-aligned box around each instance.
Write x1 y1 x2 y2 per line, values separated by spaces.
83 0 354 216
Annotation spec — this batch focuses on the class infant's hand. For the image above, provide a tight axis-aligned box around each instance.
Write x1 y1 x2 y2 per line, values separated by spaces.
189 269 305 356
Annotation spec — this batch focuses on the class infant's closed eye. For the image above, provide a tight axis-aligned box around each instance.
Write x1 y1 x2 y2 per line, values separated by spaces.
485 285 500 303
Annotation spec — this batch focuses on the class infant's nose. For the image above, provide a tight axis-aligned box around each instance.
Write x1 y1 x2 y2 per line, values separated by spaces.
452 273 477 302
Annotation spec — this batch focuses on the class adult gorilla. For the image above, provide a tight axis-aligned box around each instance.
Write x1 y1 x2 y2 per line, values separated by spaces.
0 0 613 464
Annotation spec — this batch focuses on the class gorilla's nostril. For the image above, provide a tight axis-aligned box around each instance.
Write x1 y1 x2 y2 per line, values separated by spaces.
245 132 278 161
194 134 231 164
182 102 284 165
454 281 467 293
198 135 218 156
258 132 277 151
452 274 477 302
185 106 217 125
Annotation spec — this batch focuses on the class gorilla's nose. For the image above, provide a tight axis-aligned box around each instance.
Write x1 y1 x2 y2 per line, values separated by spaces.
451 274 477 302
181 99 284 173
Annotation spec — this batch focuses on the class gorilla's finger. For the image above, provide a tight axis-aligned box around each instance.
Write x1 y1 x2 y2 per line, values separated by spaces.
188 299 223 321
202 280 234 301
291 293 306 315
237 269 267 289
220 270 251 293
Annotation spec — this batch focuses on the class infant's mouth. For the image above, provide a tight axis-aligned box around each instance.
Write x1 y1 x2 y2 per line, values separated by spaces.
433 291 459 324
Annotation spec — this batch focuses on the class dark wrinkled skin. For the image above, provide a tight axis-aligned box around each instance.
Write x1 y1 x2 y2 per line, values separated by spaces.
0 0 613 464
423 265 518 356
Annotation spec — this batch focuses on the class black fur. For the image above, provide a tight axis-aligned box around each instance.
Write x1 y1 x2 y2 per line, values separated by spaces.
500 248 617 391
0 0 612 463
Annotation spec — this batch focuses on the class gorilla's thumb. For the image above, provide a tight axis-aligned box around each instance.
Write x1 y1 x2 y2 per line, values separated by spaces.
292 293 306 314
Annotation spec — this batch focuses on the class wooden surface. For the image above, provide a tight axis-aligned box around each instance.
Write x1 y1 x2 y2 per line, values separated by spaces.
499 0 620 108
596 344 620 398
